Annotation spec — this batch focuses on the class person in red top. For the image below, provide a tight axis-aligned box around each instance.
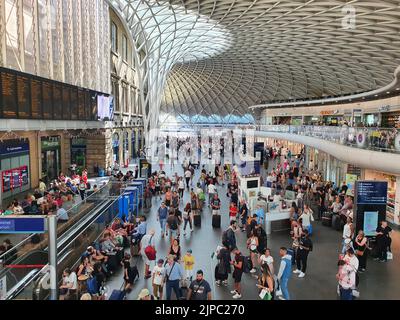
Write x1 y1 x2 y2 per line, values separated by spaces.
148 178 156 196
165 189 172 208
82 169 88 185
229 202 238 222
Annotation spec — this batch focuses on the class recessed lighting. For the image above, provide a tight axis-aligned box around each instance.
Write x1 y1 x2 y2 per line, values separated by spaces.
375 94 378 97
387 91 390 94
396 88 400 91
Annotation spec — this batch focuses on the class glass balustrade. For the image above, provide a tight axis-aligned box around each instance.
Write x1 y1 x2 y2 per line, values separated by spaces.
256 125 400 154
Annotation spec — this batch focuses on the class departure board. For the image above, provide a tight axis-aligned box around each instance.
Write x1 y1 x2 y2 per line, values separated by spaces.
356 181 388 204
70 88 78 120
78 89 85 119
53 84 62 119
30 79 42 118
42 81 53 119
1 72 17 117
17 75 30 118
62 86 70 119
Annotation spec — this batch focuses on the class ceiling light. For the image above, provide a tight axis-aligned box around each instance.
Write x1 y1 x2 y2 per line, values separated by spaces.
374 94 378 97
386 91 390 94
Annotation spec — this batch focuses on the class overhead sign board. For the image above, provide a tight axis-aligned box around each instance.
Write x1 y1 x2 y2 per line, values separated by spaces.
0 217 46 233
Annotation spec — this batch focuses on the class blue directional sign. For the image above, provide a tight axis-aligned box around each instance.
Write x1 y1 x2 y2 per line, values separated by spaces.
0 217 45 233
356 181 388 205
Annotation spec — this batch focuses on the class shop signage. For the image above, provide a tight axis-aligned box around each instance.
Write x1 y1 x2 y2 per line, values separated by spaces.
41 136 60 150
71 138 86 147
0 140 29 156
347 164 361 177
345 174 358 196
0 217 45 233
378 105 390 112
320 110 334 115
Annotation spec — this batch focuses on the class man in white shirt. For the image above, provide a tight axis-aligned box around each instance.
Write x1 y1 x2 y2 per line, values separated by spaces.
184 169 192 189
152 258 166 300
207 183 217 207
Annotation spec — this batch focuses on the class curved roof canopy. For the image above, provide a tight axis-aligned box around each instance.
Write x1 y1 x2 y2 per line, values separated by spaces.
110 0 400 125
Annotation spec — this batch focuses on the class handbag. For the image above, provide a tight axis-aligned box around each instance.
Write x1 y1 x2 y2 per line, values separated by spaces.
144 236 157 261
259 288 272 300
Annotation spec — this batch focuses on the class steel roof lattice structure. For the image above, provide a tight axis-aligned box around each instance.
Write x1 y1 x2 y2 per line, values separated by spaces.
109 0 400 128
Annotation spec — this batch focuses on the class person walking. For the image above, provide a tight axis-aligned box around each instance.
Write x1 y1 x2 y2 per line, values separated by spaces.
184 168 192 190
166 210 180 245
293 229 312 278
157 202 168 238
187 270 212 300
207 182 217 207
277 247 292 300
152 258 166 300
165 254 184 300
222 220 238 252
183 203 193 235
211 194 221 215
183 249 195 282
140 229 156 279
239 199 248 232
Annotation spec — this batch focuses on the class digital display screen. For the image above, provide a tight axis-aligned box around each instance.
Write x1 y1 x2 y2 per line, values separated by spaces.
363 211 379 236
239 160 260 176
247 180 258 189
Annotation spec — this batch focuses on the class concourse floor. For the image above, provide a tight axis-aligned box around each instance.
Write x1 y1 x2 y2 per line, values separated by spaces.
107 163 400 300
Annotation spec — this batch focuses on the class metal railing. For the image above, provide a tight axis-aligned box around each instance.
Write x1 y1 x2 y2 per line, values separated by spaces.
256 125 400 154
0 181 119 297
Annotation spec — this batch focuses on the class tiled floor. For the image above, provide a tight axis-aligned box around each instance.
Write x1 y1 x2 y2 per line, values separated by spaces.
105 162 400 300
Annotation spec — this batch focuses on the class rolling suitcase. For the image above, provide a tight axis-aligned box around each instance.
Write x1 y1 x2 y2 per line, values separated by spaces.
212 214 221 228
194 214 201 227
332 214 341 231
322 212 333 227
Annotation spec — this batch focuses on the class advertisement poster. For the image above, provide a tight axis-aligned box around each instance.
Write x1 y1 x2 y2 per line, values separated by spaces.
363 211 379 236
345 174 358 196
0 276 6 300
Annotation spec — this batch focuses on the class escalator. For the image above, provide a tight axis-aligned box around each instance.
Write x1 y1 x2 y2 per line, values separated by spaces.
3 190 122 300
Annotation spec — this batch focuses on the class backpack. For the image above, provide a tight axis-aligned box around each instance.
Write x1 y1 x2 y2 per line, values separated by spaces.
242 256 252 273
170 217 178 230
86 277 98 295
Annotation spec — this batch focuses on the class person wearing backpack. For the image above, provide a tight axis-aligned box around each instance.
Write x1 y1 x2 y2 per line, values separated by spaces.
166 210 180 245
230 248 244 299
157 202 169 238
293 229 312 278
140 229 156 279
222 220 237 251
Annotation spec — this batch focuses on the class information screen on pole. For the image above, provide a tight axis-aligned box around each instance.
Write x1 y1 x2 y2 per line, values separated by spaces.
0 217 46 233
354 181 387 237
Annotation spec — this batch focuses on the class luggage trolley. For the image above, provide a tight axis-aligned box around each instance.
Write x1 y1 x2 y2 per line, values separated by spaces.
127 182 144 208
124 186 139 218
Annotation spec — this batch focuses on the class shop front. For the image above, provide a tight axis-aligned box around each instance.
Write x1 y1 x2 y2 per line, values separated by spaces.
41 136 61 183
131 129 137 159
363 169 398 225
0 139 30 202
381 111 400 128
363 112 380 127
71 138 87 174
112 132 120 164
303 116 321 125
123 131 129 167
